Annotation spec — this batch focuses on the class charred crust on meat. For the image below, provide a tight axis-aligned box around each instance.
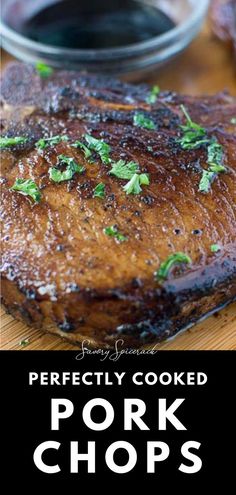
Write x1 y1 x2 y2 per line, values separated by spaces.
66 283 81 293
141 195 155 205
58 319 76 333
20 287 37 300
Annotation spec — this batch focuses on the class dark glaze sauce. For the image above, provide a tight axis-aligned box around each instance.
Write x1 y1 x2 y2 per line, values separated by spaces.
9 0 175 49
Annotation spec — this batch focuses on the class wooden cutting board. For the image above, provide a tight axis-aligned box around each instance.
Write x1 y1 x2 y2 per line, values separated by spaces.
1 20 236 351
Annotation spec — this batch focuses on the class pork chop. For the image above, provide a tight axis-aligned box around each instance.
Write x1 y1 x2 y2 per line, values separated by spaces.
1 63 236 348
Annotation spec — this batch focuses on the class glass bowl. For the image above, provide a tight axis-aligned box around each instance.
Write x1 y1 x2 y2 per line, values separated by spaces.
0 0 210 78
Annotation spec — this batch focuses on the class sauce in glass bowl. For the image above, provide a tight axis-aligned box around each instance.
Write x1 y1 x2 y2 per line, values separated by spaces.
12 0 176 49
0 0 210 77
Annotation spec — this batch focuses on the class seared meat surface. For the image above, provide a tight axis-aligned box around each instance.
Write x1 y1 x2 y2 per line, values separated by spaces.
1 63 236 348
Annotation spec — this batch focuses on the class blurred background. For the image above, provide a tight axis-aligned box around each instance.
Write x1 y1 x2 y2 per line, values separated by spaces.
1 0 235 94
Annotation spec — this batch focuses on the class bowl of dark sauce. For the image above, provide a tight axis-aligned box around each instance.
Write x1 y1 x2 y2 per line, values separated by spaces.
1 0 209 77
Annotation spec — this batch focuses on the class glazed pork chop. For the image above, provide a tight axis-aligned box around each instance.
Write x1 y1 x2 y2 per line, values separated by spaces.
1 63 236 348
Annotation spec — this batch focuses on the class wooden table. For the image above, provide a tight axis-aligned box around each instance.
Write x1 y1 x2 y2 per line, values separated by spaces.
1 20 236 350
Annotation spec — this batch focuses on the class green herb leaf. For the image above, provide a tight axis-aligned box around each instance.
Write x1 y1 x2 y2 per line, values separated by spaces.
198 170 215 193
84 135 111 164
36 135 68 150
0 136 28 148
177 107 226 192
230 118 236 124
177 105 207 149
104 225 127 242
110 160 139 180
155 252 192 281
93 183 105 199
134 113 156 130
10 178 41 203
210 244 221 253
139 174 150 186
19 338 30 347
123 173 150 195
72 141 92 160
199 140 226 192
209 163 226 173
207 141 225 169
35 62 53 78
49 155 84 182
146 85 160 105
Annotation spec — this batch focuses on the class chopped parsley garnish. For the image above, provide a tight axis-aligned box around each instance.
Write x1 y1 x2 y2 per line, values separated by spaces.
104 225 127 242
133 113 156 130
177 105 207 149
84 134 111 164
110 160 139 180
10 178 41 203
146 85 160 105
209 163 226 173
155 252 192 282
93 183 105 199
0 136 28 148
207 141 225 170
178 106 226 192
35 62 53 78
123 173 150 195
36 135 69 150
198 171 215 193
231 118 236 124
19 338 30 347
72 141 92 160
210 244 221 253
49 155 84 182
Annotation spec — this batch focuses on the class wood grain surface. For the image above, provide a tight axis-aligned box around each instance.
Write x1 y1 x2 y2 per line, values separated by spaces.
1 18 236 350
